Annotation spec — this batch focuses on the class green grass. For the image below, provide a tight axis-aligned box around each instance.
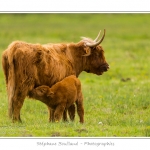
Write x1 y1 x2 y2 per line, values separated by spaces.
0 14 150 137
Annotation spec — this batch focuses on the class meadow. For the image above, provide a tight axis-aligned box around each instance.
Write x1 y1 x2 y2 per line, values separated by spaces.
0 13 150 137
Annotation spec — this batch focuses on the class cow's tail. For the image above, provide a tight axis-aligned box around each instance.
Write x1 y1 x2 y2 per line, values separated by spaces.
2 42 17 118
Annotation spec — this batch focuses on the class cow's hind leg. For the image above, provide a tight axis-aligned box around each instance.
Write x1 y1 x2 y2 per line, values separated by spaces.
10 88 28 122
12 98 24 122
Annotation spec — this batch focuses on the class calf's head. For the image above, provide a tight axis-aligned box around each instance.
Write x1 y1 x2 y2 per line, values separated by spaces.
30 85 52 100
80 29 109 75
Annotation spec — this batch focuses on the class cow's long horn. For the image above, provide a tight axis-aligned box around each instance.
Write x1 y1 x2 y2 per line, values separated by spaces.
94 30 101 42
86 29 106 47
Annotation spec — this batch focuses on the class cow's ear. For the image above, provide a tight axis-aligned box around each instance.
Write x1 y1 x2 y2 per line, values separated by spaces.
82 47 91 57
47 91 54 97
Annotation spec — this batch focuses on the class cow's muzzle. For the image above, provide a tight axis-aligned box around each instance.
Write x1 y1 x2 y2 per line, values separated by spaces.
99 63 109 72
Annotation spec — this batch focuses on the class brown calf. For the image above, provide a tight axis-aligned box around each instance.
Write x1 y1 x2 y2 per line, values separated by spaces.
29 75 84 123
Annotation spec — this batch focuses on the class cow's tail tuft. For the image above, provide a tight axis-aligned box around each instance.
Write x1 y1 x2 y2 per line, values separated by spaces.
2 43 17 118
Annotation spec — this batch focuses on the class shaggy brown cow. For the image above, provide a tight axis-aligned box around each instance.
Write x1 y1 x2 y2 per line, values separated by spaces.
2 29 109 122
29 75 84 123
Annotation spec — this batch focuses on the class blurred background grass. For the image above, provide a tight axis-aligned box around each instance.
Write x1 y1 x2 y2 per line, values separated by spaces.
0 13 150 136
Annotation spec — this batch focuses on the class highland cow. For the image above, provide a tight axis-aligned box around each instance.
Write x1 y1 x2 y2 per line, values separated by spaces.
29 75 84 123
2 29 109 122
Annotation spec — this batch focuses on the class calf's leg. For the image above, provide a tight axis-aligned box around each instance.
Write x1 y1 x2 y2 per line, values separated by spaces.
48 107 55 122
63 109 68 122
76 92 84 123
68 104 75 121
54 104 66 122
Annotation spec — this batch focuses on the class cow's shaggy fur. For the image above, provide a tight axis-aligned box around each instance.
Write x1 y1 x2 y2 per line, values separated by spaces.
29 75 84 123
2 30 109 122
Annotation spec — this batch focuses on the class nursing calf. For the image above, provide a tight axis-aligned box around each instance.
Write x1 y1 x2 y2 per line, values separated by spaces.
29 75 84 123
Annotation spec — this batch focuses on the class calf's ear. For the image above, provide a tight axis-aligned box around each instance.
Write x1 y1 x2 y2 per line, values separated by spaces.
35 88 45 95
47 91 54 97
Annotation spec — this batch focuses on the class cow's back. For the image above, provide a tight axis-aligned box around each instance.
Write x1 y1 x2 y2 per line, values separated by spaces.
3 41 75 88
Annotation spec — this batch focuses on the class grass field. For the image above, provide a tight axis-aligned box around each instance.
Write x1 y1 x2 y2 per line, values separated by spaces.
0 13 150 137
